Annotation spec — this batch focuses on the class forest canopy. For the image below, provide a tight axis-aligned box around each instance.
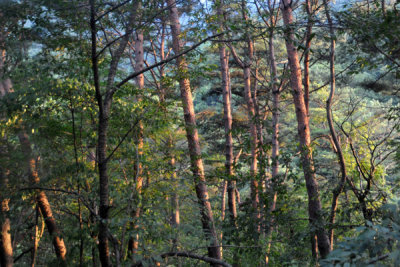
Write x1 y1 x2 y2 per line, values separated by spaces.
1 0 400 266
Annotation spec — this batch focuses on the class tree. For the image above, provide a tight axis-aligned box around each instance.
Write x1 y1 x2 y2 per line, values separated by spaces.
280 0 331 258
166 0 222 261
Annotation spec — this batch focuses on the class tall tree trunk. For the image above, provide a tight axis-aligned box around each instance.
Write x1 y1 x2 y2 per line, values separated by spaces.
0 41 13 267
265 31 281 265
280 0 331 258
229 1 260 233
216 0 237 225
128 26 145 258
18 132 67 261
89 0 110 264
243 7 260 235
89 1 137 264
166 0 222 261
324 0 347 250
245 63 261 233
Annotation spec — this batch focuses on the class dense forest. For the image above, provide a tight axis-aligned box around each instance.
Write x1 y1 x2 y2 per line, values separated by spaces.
1 0 400 266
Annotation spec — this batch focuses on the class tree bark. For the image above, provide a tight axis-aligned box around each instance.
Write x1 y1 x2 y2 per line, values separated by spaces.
280 0 331 258
265 29 281 265
216 0 237 225
228 0 260 232
243 11 260 236
0 190 13 267
166 0 222 261
18 132 67 261
128 25 145 259
89 0 137 264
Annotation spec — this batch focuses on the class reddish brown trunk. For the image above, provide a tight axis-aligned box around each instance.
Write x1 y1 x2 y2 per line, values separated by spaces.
36 192 67 259
217 0 237 224
280 0 330 258
0 198 13 267
167 0 222 261
18 132 67 260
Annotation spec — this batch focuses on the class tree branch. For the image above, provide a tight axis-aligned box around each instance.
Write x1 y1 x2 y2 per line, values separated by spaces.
114 32 224 89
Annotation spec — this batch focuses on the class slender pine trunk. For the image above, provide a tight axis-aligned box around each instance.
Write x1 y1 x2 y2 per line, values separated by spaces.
167 0 222 261
280 0 331 258
216 0 237 225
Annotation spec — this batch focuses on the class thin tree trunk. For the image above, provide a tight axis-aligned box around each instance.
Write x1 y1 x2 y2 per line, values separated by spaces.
154 17 180 248
128 26 145 259
216 0 237 225
324 0 347 250
265 31 281 265
228 0 260 232
280 0 331 258
243 12 260 236
245 64 261 233
31 205 39 267
18 132 67 260
166 0 222 261
89 1 110 264
303 0 316 114
89 1 137 264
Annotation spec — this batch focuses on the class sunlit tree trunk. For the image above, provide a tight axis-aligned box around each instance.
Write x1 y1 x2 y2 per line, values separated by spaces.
0 186 13 267
18 132 67 261
280 0 331 258
1 43 66 263
167 0 222 261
